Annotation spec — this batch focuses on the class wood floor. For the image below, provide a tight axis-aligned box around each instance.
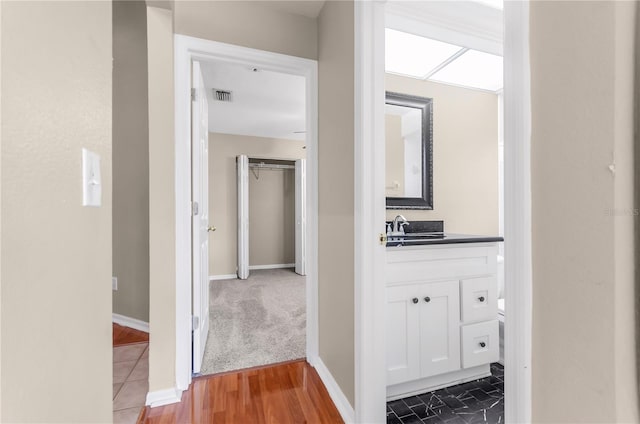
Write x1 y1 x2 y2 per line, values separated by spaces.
138 359 344 424
113 323 149 346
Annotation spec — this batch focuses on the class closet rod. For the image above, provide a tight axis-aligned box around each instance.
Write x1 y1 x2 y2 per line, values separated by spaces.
248 163 295 170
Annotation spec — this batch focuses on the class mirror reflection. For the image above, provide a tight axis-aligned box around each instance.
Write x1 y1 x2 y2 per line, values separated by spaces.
385 92 433 210
385 104 423 198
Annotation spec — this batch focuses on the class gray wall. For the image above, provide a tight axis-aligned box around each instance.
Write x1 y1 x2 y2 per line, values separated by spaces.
530 1 638 421
1 2 113 421
318 0 356 407
113 0 150 322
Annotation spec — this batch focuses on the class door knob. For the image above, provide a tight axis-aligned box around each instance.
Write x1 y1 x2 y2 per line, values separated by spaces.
208 226 217 232
412 298 419 304
424 297 431 303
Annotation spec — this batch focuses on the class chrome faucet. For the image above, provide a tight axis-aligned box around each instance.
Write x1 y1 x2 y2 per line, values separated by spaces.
390 215 409 236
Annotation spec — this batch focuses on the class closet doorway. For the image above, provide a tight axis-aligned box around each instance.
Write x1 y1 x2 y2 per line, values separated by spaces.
237 156 306 280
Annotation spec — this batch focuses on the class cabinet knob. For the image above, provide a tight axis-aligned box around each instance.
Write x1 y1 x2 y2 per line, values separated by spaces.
478 296 485 302
412 298 419 304
424 297 431 303
479 342 486 348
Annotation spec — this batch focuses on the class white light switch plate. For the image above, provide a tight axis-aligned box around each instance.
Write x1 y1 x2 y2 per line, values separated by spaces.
82 148 102 207
112 277 118 291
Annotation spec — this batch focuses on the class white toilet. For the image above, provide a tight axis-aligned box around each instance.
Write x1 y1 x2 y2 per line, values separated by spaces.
497 255 505 365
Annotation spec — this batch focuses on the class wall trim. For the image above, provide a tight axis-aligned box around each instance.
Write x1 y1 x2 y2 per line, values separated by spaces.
503 1 533 422
314 357 356 424
175 34 319 393
354 2 388 423
112 313 149 333
145 387 183 408
209 274 237 281
248 263 295 270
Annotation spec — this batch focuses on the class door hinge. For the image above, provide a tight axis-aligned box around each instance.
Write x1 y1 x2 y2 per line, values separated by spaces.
379 233 388 245
191 88 196 102
192 201 199 216
192 315 200 331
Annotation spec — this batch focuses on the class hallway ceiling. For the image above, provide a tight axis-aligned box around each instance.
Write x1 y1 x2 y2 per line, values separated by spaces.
200 60 306 141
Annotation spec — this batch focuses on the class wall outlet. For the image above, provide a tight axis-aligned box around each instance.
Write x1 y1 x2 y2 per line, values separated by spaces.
112 277 118 291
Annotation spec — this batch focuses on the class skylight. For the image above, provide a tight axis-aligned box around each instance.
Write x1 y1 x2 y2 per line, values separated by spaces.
430 50 503 92
385 29 463 79
385 29 503 92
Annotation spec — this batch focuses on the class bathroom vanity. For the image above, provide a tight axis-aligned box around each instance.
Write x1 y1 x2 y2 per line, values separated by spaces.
385 228 503 400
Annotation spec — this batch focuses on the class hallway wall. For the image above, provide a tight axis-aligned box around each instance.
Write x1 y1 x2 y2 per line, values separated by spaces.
530 1 638 421
113 0 150 323
1 2 113 421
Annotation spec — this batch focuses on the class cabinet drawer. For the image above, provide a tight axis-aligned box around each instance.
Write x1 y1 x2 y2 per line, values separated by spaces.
460 276 497 323
461 320 499 368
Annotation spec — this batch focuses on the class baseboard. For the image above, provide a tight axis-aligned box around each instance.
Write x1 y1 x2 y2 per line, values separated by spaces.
145 387 183 407
112 313 149 333
248 263 295 270
313 357 355 424
209 274 237 281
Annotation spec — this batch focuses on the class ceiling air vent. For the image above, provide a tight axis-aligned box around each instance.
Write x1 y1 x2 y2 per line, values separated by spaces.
213 89 232 102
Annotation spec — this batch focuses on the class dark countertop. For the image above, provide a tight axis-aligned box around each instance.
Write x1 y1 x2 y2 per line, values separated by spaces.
386 233 504 247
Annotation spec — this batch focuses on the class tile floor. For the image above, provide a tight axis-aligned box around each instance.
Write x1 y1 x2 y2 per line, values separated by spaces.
387 363 504 424
113 342 148 424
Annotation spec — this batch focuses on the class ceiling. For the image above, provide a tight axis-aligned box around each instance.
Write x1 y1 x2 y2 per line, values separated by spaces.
200 60 306 141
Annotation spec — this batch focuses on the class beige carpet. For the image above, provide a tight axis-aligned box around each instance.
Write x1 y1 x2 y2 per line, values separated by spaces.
200 268 306 375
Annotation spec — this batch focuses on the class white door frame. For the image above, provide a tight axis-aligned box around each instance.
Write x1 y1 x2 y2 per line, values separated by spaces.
174 35 319 391
354 2 532 423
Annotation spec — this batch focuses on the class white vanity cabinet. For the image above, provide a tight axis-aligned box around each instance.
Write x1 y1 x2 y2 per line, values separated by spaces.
386 242 500 400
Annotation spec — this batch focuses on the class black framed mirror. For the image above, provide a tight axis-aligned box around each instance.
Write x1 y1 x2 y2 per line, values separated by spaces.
385 91 433 209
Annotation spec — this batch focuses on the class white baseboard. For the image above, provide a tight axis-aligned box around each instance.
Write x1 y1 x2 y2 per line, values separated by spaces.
313 357 355 424
112 313 149 333
248 263 295 270
146 387 183 407
209 274 237 281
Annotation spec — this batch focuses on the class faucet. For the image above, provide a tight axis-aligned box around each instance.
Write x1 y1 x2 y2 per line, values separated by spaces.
390 215 410 236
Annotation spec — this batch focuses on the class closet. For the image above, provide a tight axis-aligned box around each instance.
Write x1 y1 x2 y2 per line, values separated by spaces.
237 155 306 279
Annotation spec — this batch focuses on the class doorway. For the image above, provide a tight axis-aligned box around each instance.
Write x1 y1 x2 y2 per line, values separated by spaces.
353 1 532 423
174 35 319 389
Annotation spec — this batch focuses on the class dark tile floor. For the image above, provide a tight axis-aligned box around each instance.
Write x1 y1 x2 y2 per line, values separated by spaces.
387 363 504 424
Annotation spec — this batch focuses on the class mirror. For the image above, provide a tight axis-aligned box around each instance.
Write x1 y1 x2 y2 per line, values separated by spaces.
385 91 433 209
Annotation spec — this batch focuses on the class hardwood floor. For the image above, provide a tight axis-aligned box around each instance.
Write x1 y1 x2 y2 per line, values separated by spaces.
138 359 344 424
113 323 149 346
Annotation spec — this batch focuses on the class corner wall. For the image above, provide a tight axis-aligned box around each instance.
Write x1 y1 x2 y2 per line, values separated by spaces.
147 5 177 394
530 1 638 421
113 0 150 322
1 2 113 421
318 0 356 407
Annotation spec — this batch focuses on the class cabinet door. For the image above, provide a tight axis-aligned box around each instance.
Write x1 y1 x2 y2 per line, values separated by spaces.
418 280 461 378
386 285 420 386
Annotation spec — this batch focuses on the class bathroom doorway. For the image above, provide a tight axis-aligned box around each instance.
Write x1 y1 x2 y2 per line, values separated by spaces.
353 1 531 422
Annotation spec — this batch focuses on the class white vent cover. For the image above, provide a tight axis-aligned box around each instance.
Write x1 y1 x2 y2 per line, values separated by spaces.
213 89 232 102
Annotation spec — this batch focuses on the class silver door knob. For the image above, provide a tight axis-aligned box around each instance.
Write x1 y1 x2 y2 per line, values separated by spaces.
208 226 217 232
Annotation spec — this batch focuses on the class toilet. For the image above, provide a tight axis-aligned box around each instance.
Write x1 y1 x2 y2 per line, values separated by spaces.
497 255 505 365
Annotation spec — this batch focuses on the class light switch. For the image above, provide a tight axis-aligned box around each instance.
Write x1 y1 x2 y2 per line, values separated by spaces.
82 148 102 207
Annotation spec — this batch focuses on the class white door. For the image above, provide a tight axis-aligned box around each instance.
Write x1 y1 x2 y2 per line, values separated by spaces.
418 280 461 378
191 60 210 374
237 155 249 280
386 284 420 386
294 159 306 275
